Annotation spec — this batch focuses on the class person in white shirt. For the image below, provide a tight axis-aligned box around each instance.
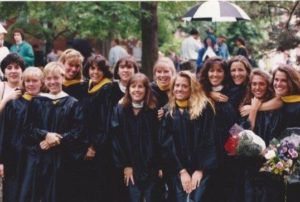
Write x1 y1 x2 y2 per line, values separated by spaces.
180 28 202 72
108 38 128 68
0 24 9 80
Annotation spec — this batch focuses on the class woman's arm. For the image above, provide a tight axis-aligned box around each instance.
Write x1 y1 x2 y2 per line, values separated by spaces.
240 96 282 117
248 98 262 130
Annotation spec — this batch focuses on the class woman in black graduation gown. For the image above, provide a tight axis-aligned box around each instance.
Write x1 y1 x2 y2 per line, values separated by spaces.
81 54 113 202
59 48 88 202
238 69 283 202
59 48 86 100
150 57 176 202
271 65 300 202
0 67 43 202
24 62 83 202
108 56 139 202
199 57 237 202
112 73 159 202
151 57 176 111
159 71 217 202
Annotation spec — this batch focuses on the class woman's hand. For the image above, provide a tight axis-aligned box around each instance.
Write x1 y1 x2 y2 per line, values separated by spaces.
45 132 62 146
124 167 134 186
157 108 165 120
210 92 228 102
179 169 192 193
0 164 4 177
240 105 251 117
158 169 163 178
3 88 22 103
251 97 262 111
84 146 96 160
191 170 203 191
40 140 50 150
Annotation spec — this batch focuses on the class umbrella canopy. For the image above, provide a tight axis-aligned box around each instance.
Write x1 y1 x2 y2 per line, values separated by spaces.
183 1 251 22
0 23 7 34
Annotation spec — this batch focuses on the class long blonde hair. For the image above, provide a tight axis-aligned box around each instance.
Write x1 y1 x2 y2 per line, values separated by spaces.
168 71 214 120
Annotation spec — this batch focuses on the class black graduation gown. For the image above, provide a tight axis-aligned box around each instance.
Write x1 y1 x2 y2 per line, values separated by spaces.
81 81 113 201
205 92 238 202
63 81 86 101
227 84 247 117
24 95 83 202
0 97 31 202
112 105 160 189
237 109 284 202
281 101 300 202
150 82 169 109
159 104 217 181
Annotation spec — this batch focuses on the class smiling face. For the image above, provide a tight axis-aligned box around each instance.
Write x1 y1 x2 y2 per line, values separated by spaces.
45 72 63 95
118 60 135 83
251 75 268 99
273 70 289 96
64 59 81 80
129 80 146 103
4 63 22 84
173 76 191 101
24 76 42 96
89 64 104 84
208 63 225 87
155 65 173 88
230 61 248 85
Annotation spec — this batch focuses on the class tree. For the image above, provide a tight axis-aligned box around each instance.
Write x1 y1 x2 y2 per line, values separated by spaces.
141 2 158 79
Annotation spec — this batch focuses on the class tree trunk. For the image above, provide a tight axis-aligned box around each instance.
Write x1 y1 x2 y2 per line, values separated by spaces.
141 1 158 80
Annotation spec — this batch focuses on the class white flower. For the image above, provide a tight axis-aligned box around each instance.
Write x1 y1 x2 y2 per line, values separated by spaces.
264 149 276 160
238 130 266 150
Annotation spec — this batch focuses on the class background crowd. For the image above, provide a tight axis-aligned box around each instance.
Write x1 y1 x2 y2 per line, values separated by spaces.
0 25 300 202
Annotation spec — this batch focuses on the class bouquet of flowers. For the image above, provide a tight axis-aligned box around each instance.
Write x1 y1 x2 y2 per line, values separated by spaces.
260 128 300 182
224 124 266 157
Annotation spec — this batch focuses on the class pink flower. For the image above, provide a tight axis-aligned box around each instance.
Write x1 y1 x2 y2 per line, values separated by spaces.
276 161 284 170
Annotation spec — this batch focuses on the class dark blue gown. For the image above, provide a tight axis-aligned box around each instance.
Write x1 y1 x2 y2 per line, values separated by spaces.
159 104 217 202
112 105 160 202
24 94 83 202
0 96 31 202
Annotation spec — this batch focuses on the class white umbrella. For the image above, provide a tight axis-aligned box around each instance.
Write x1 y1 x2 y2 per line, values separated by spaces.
0 23 7 34
183 0 251 22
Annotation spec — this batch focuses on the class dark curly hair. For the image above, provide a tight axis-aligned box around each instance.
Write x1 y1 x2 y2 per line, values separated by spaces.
83 54 113 79
1 52 25 73
199 57 229 95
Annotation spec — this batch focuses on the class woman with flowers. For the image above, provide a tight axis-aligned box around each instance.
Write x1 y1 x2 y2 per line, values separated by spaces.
199 57 237 202
238 69 284 202
272 65 300 202
159 71 217 202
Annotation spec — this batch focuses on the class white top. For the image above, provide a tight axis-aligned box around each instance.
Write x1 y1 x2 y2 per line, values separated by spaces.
0 82 16 100
0 46 9 63
180 36 202 61
108 45 128 66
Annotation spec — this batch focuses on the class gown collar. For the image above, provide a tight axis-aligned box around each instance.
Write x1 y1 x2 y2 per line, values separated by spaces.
88 78 111 94
281 95 300 103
